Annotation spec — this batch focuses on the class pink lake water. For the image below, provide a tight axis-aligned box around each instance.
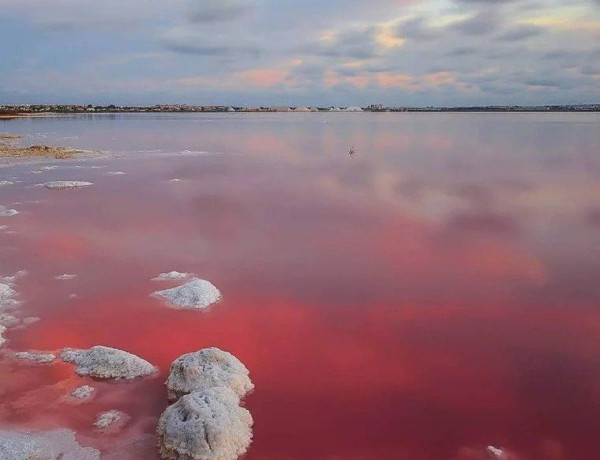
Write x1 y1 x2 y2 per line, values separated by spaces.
0 112 599 459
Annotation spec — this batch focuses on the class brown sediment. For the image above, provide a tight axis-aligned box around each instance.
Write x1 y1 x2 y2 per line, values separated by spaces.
0 145 83 159
0 134 22 141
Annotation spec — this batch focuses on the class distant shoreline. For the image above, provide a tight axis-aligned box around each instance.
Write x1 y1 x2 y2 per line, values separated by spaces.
1 103 599 116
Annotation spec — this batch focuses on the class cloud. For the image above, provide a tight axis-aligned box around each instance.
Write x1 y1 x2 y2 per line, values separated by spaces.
500 25 542 41
187 0 253 23
453 10 502 35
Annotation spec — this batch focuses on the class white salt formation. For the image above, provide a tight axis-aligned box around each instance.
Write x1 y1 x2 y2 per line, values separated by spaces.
61 345 157 380
152 278 221 310
43 181 93 190
0 181 14 186
153 271 190 281
0 313 19 327
157 387 253 460
94 410 129 430
70 385 95 400
0 282 19 309
0 208 18 217
0 325 6 347
0 428 100 460
106 171 126 175
166 348 254 402
14 351 56 364
55 273 77 280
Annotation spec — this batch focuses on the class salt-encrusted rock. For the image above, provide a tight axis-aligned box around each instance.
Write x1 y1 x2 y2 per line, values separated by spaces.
153 271 190 281
166 348 254 402
0 428 100 460
157 387 253 460
61 345 157 380
93 410 129 431
1 270 27 284
0 313 19 327
0 325 6 347
0 282 19 309
55 273 77 280
152 278 221 310
43 181 93 190
0 209 18 217
14 351 56 364
106 171 126 175
70 385 95 400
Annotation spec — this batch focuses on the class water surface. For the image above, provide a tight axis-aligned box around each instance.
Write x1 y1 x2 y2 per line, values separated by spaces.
1 113 599 459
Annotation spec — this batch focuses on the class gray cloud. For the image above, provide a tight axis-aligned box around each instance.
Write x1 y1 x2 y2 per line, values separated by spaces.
500 25 542 41
453 10 502 35
187 0 252 23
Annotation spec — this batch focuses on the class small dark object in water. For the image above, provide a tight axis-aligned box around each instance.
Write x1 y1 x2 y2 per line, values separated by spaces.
349 145 357 158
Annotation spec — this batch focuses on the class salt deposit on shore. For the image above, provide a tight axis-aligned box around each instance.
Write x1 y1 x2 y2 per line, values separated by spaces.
152 271 189 281
166 348 254 402
14 351 56 364
61 345 157 380
42 181 93 190
0 428 100 460
0 325 6 347
157 387 253 460
152 278 221 310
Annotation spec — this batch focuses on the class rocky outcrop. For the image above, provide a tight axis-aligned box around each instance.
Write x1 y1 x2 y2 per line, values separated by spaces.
157 387 253 460
166 348 254 402
61 345 157 380
0 428 100 460
152 278 221 310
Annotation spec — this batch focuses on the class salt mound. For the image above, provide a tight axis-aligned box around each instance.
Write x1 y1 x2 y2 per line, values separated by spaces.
14 351 56 364
166 348 254 402
0 209 18 217
70 385 95 400
43 181 93 190
0 282 19 309
157 387 253 460
94 410 129 431
0 325 6 347
152 278 221 310
55 273 77 280
61 345 157 380
0 428 100 460
153 271 190 281
0 313 19 327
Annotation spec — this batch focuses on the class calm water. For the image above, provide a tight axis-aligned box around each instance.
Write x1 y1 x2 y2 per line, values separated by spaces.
0 113 599 459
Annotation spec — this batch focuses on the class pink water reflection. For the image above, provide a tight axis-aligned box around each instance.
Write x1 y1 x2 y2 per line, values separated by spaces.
1 113 600 459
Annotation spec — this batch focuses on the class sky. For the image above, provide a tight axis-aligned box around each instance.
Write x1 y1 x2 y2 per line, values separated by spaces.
0 0 599 106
